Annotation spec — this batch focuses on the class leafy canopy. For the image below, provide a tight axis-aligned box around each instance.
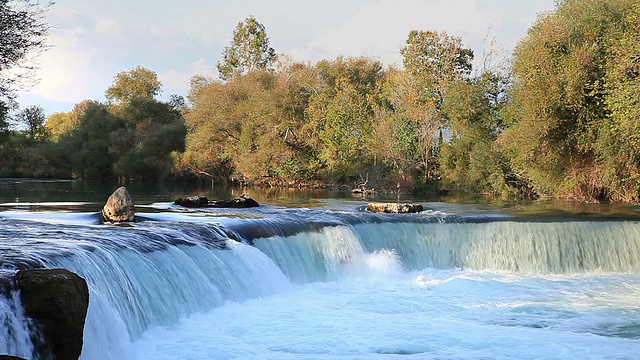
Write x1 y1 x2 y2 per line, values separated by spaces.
105 65 162 104
216 16 276 81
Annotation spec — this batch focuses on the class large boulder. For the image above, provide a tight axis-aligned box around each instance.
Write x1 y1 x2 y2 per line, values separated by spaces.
16 269 89 360
102 186 135 223
212 194 259 208
174 196 210 207
367 202 423 213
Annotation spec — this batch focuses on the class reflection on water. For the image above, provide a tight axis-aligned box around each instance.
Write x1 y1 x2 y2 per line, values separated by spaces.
0 178 639 219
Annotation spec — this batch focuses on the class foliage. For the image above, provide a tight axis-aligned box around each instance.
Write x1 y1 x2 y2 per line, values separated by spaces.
216 16 276 81
0 0 51 100
598 1 640 202
15 104 45 139
440 72 510 193
306 57 384 180
9 5 640 202
182 63 317 184
502 0 638 200
105 66 162 105
398 30 474 182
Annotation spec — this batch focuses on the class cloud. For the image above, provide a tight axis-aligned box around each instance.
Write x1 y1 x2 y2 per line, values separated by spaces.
286 0 557 69
19 34 106 104
159 58 217 96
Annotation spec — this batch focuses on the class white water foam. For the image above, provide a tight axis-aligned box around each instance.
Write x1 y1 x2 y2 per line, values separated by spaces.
131 268 640 359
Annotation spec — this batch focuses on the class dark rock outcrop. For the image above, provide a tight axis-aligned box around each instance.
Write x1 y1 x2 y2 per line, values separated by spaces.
0 356 27 360
367 202 423 213
102 186 135 223
212 194 259 208
16 269 89 360
174 195 209 207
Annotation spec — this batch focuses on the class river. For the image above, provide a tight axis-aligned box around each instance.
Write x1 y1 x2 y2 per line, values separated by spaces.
1 179 639 359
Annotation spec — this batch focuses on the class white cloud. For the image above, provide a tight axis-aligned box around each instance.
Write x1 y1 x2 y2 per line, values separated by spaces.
288 0 498 66
16 0 556 115
19 34 105 104
159 58 217 96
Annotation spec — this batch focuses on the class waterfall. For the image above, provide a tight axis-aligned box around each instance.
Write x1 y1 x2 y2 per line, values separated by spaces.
0 272 36 360
253 220 640 279
353 220 640 273
0 219 291 360
2 215 640 359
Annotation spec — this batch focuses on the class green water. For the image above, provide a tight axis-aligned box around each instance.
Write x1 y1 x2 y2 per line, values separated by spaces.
0 178 638 219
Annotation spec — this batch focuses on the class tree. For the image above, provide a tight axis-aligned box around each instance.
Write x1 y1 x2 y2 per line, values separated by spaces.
0 0 51 99
306 57 385 180
398 30 474 182
440 72 510 193
501 0 635 200
105 65 162 104
216 16 276 81
16 104 45 139
598 0 640 202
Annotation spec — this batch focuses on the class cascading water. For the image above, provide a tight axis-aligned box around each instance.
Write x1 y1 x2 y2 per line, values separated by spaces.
0 272 37 360
351 220 640 273
2 207 640 359
0 218 291 360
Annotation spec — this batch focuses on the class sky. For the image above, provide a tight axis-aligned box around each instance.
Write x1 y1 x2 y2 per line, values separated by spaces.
16 0 557 115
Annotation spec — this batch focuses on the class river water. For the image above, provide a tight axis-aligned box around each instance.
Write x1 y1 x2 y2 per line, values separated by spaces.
1 179 639 359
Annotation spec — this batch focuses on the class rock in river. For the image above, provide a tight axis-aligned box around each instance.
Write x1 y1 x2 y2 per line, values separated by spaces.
102 186 135 223
367 202 423 213
212 194 259 208
174 195 210 207
16 268 89 360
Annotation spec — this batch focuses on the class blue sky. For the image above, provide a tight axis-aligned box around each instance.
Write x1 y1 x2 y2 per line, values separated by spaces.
16 0 556 115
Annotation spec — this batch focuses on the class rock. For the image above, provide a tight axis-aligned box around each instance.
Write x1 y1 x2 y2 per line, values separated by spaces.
211 194 259 208
16 268 89 360
174 195 209 207
102 186 135 223
367 202 423 213
0 276 12 297
0 356 27 360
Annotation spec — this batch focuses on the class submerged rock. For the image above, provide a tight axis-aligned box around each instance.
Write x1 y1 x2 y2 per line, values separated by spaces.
174 195 209 207
16 268 89 360
102 186 135 223
212 194 259 208
367 202 423 214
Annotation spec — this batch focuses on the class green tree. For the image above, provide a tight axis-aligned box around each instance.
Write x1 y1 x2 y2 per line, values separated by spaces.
16 104 45 139
216 16 276 81
440 72 510 193
111 96 187 180
398 30 474 182
501 0 635 200
67 102 123 179
306 57 385 182
598 1 640 202
105 65 162 104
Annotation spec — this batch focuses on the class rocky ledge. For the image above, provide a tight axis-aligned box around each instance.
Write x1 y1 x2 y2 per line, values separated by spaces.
367 202 424 213
15 268 89 360
175 194 259 208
